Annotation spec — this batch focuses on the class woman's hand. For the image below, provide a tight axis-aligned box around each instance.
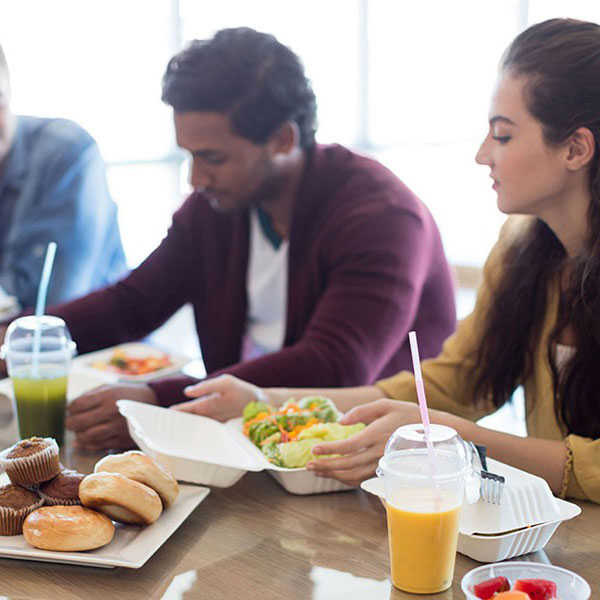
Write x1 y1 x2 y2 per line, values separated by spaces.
306 399 420 487
172 374 266 421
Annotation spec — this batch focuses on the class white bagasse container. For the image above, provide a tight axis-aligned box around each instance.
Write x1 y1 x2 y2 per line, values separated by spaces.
360 457 581 563
117 400 353 495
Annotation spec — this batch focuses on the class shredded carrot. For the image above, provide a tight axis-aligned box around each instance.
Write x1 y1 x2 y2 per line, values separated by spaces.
242 411 272 436
244 413 289 439
244 402 326 446
287 417 320 439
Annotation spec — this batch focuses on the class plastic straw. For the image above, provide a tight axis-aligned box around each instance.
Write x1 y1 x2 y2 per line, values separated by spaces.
32 242 57 376
408 330 437 475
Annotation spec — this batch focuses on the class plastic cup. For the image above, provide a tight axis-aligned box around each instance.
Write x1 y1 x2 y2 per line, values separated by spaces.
377 424 469 594
0 316 76 445
461 561 591 600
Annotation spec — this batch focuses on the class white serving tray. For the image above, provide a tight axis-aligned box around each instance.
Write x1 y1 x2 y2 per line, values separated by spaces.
0 474 209 568
360 459 581 563
72 342 190 383
117 400 353 495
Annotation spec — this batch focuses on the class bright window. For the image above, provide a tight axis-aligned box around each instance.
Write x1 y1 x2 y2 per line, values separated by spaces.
2 0 597 277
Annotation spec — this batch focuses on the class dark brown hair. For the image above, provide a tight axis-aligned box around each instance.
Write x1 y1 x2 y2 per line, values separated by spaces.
161 27 317 149
471 19 600 438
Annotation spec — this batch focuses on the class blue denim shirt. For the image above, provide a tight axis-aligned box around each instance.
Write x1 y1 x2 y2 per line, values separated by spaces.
0 116 128 308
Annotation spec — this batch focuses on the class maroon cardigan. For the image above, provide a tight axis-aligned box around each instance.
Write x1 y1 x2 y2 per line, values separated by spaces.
43 144 456 405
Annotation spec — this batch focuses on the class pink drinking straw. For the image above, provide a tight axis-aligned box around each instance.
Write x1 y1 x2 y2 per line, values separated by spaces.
408 330 437 475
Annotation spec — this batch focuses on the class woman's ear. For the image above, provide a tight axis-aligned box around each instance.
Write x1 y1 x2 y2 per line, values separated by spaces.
267 121 300 156
565 127 595 171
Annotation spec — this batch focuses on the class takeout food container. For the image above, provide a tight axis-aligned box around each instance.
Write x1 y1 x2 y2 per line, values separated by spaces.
117 400 353 495
360 457 581 562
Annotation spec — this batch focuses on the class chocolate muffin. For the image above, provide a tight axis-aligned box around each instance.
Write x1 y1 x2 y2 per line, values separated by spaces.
0 484 43 535
39 468 85 506
0 437 60 486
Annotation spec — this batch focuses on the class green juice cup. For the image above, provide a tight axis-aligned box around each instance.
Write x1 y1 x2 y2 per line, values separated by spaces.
1 316 76 446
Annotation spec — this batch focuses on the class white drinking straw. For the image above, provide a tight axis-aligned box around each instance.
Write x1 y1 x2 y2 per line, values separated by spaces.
408 330 437 475
32 242 57 376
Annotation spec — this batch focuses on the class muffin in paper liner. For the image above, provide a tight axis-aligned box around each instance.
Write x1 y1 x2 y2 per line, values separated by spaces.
39 468 84 506
0 437 60 487
0 485 43 535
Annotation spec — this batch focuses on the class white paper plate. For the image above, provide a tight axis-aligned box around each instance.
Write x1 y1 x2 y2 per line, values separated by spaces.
72 342 190 383
118 400 353 495
0 476 209 569
360 462 581 563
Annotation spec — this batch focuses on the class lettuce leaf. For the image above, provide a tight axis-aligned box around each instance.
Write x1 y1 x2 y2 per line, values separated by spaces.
243 401 273 423
298 396 340 422
274 422 366 468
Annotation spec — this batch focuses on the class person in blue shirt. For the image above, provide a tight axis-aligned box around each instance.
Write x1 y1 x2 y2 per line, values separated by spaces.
0 44 127 311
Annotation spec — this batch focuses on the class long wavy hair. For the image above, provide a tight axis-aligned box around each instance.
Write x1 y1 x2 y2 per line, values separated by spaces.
471 19 600 438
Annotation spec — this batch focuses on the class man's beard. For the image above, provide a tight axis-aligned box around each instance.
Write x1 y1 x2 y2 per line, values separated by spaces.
209 165 285 213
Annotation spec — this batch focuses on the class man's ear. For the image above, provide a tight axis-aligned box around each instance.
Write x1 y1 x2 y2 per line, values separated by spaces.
267 121 300 155
565 127 595 172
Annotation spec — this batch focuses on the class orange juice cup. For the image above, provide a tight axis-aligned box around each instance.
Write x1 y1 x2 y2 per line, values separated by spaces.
377 424 468 594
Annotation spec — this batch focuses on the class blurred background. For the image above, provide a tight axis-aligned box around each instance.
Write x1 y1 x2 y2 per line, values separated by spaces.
1 0 598 322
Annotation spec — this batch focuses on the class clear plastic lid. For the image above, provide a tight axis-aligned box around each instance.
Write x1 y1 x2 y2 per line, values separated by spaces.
0 315 76 361
377 423 476 495
384 424 469 464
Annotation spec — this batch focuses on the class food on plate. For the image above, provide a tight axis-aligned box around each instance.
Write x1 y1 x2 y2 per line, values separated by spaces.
473 575 558 600
242 397 365 468
94 450 179 508
79 471 163 525
0 443 179 551
0 484 43 535
0 437 60 486
91 348 172 376
22 505 115 551
39 467 85 506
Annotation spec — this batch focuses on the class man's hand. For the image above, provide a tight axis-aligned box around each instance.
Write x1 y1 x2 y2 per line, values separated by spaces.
173 374 266 421
65 383 159 451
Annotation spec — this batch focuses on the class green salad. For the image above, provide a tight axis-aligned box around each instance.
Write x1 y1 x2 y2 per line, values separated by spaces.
242 396 365 468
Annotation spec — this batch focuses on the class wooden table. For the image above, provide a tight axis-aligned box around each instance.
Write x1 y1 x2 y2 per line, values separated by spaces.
0 391 597 599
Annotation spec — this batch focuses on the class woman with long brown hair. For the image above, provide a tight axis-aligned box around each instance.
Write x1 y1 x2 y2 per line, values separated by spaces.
177 18 600 503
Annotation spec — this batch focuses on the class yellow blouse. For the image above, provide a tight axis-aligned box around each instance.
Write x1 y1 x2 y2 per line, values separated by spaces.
376 216 598 503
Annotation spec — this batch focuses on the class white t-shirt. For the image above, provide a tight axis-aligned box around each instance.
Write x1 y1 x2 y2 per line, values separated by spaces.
241 209 289 361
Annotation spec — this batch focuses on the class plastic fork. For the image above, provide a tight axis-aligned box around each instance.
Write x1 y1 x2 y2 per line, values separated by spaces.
469 442 505 505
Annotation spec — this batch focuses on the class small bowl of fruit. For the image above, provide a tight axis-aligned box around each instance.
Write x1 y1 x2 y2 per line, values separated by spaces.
461 561 590 599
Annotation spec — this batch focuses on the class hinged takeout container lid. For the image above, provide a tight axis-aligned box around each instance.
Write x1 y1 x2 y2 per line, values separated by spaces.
118 401 263 472
117 400 353 494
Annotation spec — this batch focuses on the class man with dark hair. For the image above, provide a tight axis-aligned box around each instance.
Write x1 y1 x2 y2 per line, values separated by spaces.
7 28 456 450
0 44 127 315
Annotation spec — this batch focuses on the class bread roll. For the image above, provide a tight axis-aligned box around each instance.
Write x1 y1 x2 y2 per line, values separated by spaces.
23 505 114 551
79 472 162 525
94 451 179 508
